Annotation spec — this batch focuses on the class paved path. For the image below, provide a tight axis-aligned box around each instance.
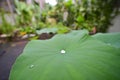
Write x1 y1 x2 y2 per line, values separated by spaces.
0 41 28 80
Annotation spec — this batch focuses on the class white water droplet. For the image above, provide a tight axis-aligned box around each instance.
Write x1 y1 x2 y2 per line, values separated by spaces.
29 65 34 69
60 50 66 54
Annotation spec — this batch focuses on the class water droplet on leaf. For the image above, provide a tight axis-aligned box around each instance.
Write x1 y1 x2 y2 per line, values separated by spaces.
29 65 34 69
60 50 66 54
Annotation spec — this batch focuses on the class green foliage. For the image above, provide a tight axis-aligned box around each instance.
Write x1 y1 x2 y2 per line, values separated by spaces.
41 0 119 32
36 27 58 34
14 0 42 29
56 23 70 34
14 0 43 35
36 23 70 34
0 0 119 39
15 1 34 26
9 30 120 80
0 12 15 35
20 26 36 34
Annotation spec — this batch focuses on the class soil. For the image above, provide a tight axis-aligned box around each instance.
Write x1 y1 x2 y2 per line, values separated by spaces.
0 33 55 80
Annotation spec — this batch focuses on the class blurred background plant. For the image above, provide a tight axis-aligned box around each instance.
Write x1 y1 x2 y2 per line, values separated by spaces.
41 0 120 32
0 10 15 36
15 0 38 28
0 0 120 41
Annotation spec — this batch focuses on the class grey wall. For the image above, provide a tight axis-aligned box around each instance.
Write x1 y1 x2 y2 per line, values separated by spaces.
108 15 120 33
0 0 15 12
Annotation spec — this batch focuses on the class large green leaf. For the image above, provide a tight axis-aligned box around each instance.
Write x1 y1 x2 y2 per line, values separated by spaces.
9 30 120 80
92 32 120 48
36 28 58 34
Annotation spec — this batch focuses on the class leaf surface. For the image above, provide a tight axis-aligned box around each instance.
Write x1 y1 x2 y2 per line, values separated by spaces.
9 30 120 80
93 32 120 48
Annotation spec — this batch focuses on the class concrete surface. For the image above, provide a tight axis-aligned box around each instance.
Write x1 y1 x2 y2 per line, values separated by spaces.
108 15 120 32
0 41 28 80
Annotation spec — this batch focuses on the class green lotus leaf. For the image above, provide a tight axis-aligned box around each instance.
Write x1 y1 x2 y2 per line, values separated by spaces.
9 30 120 80
36 28 58 34
92 32 120 48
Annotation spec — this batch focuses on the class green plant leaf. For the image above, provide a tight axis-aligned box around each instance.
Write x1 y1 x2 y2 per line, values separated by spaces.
92 32 120 48
64 0 72 8
76 15 85 23
9 30 120 80
36 27 58 34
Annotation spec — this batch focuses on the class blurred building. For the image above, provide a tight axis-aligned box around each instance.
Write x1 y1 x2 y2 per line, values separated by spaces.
0 0 15 12
0 0 45 12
